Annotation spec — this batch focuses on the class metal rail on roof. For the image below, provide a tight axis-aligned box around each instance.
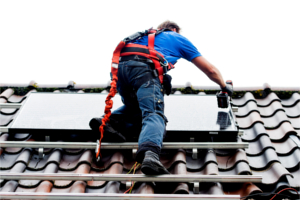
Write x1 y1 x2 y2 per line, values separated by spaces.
0 173 262 183
0 193 241 200
0 141 249 149
0 103 22 109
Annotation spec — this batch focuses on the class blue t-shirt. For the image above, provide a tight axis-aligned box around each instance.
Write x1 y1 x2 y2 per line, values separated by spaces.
133 31 201 65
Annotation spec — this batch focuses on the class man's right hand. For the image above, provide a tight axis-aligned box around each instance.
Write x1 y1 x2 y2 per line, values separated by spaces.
221 84 233 97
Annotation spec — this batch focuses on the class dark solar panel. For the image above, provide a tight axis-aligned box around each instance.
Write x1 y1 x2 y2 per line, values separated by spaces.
9 93 238 141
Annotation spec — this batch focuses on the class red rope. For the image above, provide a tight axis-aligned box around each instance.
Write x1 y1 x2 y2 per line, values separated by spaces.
95 41 125 159
269 188 299 200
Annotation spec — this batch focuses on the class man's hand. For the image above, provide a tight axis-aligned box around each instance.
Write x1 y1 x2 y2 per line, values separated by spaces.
221 84 233 97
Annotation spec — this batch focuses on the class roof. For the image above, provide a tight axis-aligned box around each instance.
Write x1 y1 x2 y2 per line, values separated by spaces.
0 81 300 199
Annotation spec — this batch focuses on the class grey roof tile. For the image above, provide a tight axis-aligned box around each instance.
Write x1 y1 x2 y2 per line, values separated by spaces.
0 88 14 100
92 151 124 171
261 111 290 129
133 182 155 194
85 181 120 193
0 149 31 169
232 92 256 107
222 182 262 197
87 163 123 187
277 148 300 170
27 149 62 170
187 162 219 175
235 101 259 117
19 163 59 187
266 122 297 141
160 150 186 170
247 148 279 170
255 93 280 107
284 102 300 117
236 112 263 129
55 163 91 187
0 180 18 192
258 101 284 117
216 149 249 171
252 162 292 184
0 133 9 155
0 162 27 185
186 149 217 171
246 135 274 156
287 116 300 129
199 182 224 195
218 161 251 175
271 137 298 155
13 133 32 141
0 108 19 115
8 94 28 103
287 168 300 188
15 181 53 193
0 114 14 126
281 93 300 107
171 182 189 194
59 150 93 170
240 123 267 141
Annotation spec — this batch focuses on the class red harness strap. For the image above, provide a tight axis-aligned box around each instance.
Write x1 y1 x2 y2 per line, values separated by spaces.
96 41 125 160
95 30 174 160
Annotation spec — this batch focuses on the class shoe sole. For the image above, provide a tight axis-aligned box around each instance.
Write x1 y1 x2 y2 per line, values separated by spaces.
141 160 170 175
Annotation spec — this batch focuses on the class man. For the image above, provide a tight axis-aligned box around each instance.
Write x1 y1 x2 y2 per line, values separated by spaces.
90 20 233 175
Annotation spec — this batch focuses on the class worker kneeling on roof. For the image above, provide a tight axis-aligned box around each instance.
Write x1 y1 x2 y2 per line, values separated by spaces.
90 21 233 175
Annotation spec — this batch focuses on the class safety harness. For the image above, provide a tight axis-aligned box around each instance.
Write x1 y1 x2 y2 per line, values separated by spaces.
96 28 174 161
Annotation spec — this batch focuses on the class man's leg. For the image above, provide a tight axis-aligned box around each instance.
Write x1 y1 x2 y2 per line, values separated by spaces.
135 78 169 174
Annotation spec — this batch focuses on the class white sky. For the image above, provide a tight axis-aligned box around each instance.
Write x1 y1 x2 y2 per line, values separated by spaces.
1 0 299 88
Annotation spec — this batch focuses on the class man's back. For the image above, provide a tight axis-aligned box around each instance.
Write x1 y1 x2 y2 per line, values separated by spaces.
134 31 201 64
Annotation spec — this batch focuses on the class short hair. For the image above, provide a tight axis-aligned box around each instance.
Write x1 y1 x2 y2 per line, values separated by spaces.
157 20 181 33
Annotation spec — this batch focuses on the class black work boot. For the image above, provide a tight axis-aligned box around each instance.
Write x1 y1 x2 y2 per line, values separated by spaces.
141 150 170 175
89 118 126 142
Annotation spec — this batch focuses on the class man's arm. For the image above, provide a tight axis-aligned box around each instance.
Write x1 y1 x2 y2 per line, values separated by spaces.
191 56 226 88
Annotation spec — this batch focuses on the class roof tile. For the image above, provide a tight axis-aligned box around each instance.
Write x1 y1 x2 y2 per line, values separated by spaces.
246 135 274 156
266 122 297 141
247 148 279 170
281 93 300 107
287 116 300 129
87 163 123 187
236 112 263 129
277 148 300 170
235 101 259 117
261 111 289 129
256 93 280 107
251 162 291 184
240 123 267 141
232 92 256 107
258 101 284 117
216 149 249 170
271 137 298 155
284 102 300 117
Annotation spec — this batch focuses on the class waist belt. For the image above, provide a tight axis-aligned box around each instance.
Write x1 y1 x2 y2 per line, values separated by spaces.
119 55 153 64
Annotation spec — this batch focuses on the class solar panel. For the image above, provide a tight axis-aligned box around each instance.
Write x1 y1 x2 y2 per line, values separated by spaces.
9 93 238 141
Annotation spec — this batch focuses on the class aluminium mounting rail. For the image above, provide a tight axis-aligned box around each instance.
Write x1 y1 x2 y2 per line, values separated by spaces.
0 141 249 149
0 193 240 200
0 103 22 109
0 173 262 183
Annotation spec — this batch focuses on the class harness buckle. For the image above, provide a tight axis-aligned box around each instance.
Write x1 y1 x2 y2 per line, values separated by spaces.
160 58 169 74
152 69 158 77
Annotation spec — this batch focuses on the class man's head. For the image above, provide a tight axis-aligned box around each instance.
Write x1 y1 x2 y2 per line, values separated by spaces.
157 20 181 33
